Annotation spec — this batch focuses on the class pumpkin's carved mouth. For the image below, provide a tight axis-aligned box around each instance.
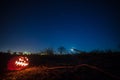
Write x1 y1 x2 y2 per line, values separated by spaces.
15 57 29 66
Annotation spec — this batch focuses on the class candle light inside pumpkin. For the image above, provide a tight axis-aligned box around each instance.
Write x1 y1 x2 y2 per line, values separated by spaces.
8 56 29 70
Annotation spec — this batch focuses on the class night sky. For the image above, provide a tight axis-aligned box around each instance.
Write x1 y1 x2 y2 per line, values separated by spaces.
1 0 120 52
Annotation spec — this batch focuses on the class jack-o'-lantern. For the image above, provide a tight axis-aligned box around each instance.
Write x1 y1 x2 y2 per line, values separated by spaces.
7 56 29 70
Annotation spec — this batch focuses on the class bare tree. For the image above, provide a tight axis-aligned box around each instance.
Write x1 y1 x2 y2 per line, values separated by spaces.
58 46 66 54
44 48 54 55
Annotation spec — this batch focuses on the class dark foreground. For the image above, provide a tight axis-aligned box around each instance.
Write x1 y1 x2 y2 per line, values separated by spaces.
0 52 120 80
1 64 120 80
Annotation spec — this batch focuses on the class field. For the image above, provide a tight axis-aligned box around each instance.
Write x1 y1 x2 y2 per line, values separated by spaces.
0 52 120 80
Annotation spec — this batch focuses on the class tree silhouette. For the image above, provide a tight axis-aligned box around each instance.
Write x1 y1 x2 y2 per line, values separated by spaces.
58 46 66 54
44 48 54 55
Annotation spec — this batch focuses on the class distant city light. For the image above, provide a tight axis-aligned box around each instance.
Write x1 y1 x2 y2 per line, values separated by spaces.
70 48 74 52
23 51 31 55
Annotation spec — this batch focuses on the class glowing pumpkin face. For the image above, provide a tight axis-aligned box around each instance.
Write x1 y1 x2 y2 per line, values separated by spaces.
8 56 29 70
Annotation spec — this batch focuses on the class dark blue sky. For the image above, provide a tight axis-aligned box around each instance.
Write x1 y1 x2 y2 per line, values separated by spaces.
1 0 120 52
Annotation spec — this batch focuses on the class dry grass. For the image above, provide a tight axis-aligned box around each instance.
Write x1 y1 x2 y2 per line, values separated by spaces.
1 64 120 80
2 66 48 80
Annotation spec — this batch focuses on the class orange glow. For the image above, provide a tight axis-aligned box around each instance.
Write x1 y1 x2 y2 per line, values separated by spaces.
15 57 29 66
8 56 29 70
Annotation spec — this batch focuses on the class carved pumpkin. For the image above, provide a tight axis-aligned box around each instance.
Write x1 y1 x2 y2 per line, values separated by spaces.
8 56 29 70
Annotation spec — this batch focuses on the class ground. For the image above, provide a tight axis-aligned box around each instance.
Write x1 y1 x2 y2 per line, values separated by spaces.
1 64 120 80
